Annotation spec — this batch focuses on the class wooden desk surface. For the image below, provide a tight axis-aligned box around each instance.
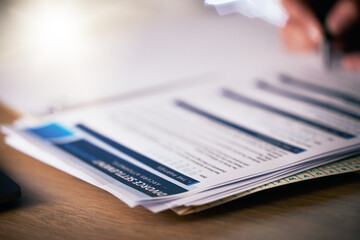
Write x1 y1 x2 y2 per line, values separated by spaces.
1 106 360 240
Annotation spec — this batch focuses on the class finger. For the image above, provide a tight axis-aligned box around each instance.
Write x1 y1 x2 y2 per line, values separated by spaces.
343 53 360 71
282 18 320 51
327 0 360 36
282 0 323 44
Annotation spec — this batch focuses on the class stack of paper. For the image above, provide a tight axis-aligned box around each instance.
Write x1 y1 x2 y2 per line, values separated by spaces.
2 71 360 213
173 156 360 215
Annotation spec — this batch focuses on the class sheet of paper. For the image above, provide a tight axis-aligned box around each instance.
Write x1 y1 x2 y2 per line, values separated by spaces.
3 70 360 212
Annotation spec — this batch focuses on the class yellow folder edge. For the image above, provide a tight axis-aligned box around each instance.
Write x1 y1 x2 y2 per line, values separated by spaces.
172 156 360 215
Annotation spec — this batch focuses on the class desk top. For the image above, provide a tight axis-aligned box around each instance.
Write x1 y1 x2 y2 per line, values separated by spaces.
1 105 359 240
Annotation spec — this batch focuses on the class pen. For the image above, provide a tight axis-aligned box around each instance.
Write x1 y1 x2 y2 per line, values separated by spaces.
322 27 333 69
312 0 337 70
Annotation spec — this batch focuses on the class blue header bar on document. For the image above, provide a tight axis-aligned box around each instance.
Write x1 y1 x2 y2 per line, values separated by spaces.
56 139 188 197
76 124 200 186
26 123 199 188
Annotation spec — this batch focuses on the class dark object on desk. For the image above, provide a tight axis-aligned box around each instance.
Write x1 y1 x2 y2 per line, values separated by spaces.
0 170 21 204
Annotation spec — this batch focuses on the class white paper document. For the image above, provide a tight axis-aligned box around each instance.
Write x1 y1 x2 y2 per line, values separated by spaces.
2 71 360 212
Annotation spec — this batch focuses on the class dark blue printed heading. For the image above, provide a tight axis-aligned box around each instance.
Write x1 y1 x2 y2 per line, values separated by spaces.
175 100 306 154
56 139 188 197
76 124 199 186
222 89 356 139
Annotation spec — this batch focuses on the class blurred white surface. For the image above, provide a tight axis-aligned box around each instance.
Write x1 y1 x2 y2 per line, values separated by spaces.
0 0 319 115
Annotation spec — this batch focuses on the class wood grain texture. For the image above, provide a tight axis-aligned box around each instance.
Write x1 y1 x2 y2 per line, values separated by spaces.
0 107 360 240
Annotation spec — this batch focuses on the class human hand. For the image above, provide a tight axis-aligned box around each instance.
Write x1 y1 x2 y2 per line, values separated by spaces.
282 0 360 71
